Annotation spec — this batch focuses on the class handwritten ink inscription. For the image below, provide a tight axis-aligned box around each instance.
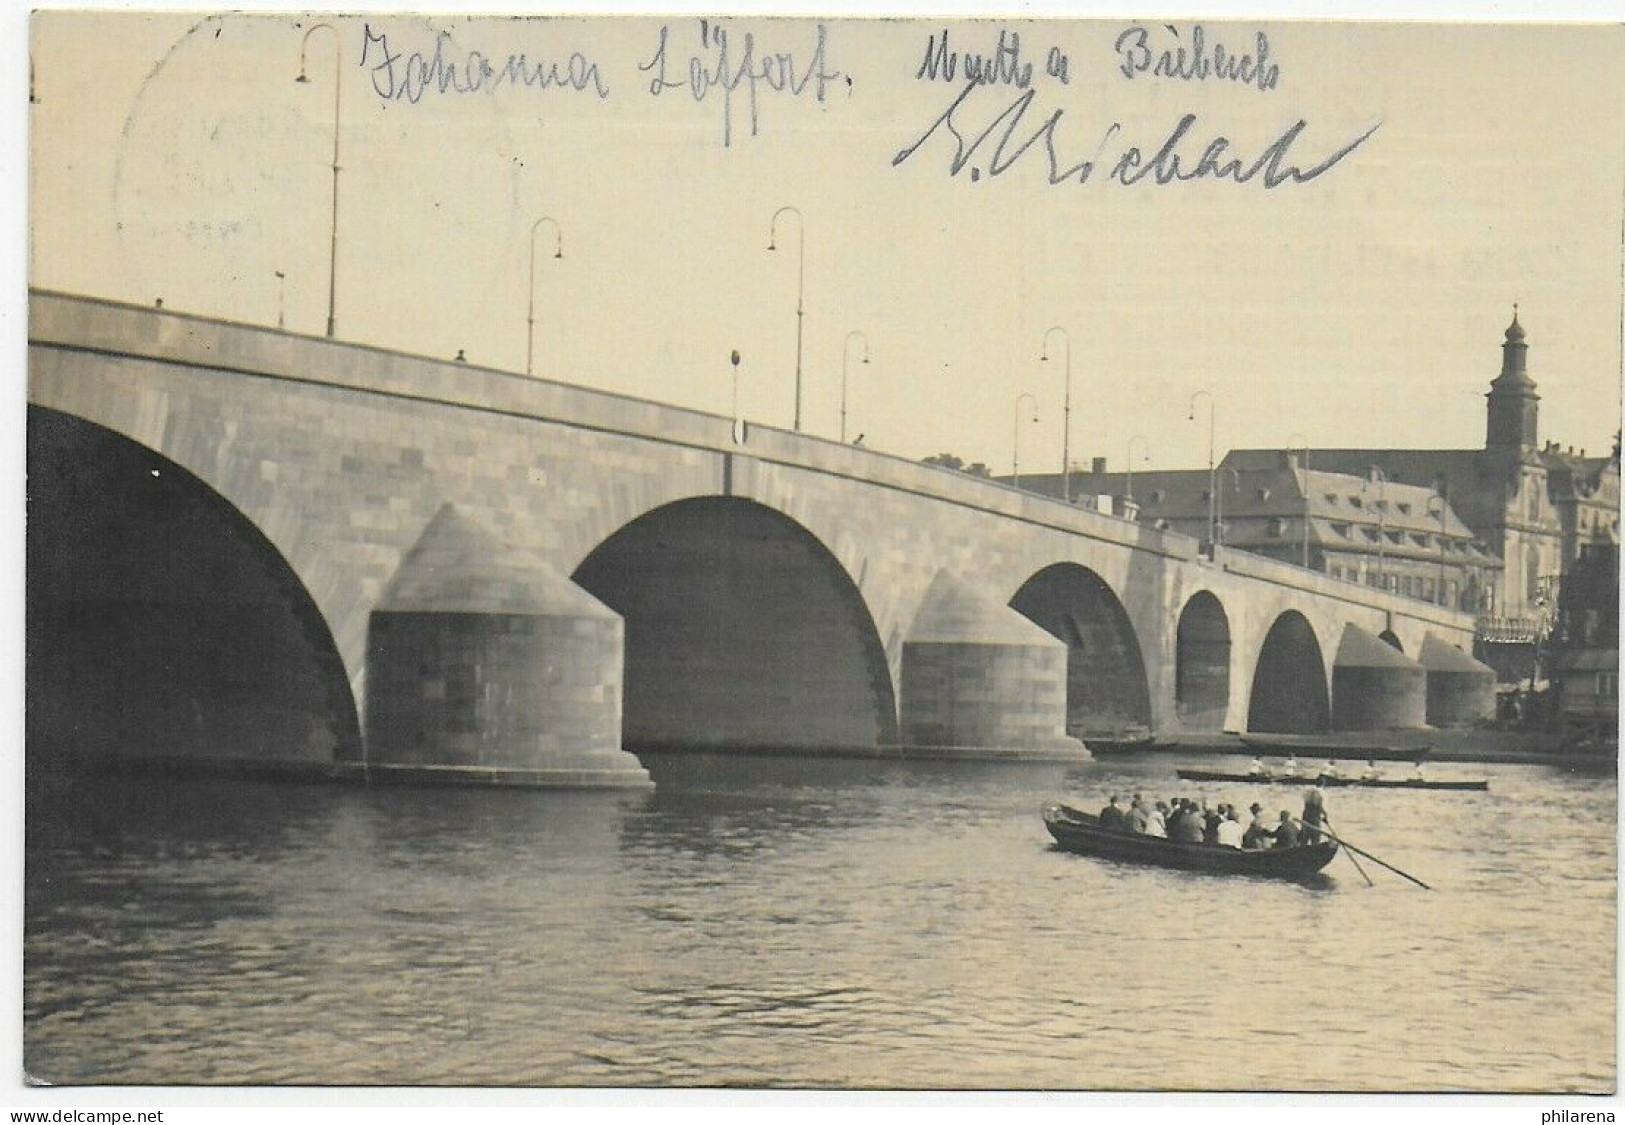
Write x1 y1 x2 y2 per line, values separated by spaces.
1115 24 1281 91
639 20 843 147
897 25 1375 189
893 83 1378 188
353 21 841 149
915 28 1035 89
346 18 1374 189
360 24 611 102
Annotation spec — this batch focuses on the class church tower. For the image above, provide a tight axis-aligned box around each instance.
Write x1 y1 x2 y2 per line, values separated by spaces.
1486 307 1539 449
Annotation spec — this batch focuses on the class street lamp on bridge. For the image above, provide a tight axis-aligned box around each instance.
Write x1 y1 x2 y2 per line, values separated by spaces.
295 23 343 339
842 330 869 444
1040 326 1073 502
1012 392 1039 491
526 217 564 377
729 349 744 444
1125 433 1149 505
767 206 806 432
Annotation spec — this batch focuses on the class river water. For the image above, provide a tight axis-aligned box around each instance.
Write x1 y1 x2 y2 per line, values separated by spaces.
23 752 1617 1091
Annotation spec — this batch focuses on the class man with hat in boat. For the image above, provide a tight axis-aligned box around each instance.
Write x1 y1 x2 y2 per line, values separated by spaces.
1242 802 1272 849
1098 793 1127 832
1272 810 1302 849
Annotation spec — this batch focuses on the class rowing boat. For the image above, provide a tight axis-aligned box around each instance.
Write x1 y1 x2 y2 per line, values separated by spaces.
1042 803 1339 880
1174 768 1489 791
1240 734 1432 761
1082 738 1169 756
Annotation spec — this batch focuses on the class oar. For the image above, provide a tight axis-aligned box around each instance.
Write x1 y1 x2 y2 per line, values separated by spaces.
1292 815 1431 890
1324 813 1373 887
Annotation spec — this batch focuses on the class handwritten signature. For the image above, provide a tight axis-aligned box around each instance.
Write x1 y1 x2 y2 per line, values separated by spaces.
360 24 610 103
892 81 1377 189
638 20 843 147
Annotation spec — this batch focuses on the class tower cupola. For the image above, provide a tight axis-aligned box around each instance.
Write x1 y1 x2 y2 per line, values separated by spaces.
1486 306 1539 449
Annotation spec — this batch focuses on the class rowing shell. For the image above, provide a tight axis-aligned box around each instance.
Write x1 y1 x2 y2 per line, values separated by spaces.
1175 769 1488 791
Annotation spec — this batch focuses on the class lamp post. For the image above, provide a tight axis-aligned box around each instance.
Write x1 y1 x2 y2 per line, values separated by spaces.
526 217 563 377
768 206 806 432
1012 393 1039 490
1125 434 1149 503
1427 493 1449 606
1041 327 1073 502
729 349 744 443
296 23 342 339
842 330 869 444
1287 431 1312 569
1188 389 1216 551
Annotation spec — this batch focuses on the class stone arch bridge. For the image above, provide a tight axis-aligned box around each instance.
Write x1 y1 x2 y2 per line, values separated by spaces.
27 292 1481 786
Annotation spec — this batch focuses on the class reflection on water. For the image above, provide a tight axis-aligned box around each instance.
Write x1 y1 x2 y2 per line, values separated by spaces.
24 752 1617 1090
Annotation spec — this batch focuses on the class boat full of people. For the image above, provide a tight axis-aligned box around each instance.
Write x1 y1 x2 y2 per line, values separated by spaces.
1043 791 1339 880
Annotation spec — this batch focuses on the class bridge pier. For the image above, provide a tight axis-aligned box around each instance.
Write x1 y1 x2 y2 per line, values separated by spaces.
898 571 1088 758
1418 635 1497 727
1331 625 1428 731
362 506 652 788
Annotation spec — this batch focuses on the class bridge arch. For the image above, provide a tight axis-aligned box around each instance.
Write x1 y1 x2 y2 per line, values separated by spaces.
1175 590 1231 730
1247 609 1331 733
571 496 898 753
26 405 360 768
1008 563 1152 735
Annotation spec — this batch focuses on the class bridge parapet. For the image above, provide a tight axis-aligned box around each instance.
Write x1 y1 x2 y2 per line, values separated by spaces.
31 290 1196 561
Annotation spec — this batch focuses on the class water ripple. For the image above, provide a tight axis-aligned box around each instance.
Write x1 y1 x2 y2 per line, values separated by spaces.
23 753 1617 1090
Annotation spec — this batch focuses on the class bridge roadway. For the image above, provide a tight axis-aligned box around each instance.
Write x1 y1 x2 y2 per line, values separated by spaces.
26 291 1484 787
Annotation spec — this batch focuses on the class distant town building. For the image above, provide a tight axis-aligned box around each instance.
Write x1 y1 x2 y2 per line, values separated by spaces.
1298 311 1619 626
1014 311 1616 633
1015 454 1502 613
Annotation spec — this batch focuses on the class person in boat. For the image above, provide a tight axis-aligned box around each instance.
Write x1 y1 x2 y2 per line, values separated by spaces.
1321 759 1340 779
1203 802 1224 844
1098 794 1127 832
1172 801 1205 843
1300 789 1327 844
1283 754 1301 777
1216 807 1245 849
1145 801 1169 838
1411 760 1427 781
1127 794 1150 834
1361 759 1382 781
1242 803 1273 849
1246 756 1266 777
1273 811 1301 849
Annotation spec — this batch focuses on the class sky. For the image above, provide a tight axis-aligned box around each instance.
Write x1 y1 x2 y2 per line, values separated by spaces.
26 11 1625 477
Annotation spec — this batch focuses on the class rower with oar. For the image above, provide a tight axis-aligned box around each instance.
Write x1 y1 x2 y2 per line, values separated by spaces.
1301 788 1327 844
1287 801 1433 890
